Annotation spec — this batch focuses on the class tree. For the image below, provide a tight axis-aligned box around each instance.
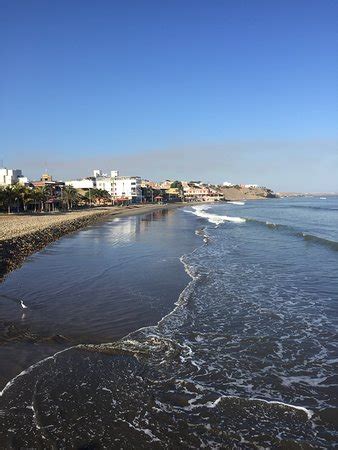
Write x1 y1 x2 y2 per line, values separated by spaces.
0 184 21 213
29 188 44 212
17 185 31 212
170 180 184 200
63 185 79 210
170 180 183 189
83 188 111 205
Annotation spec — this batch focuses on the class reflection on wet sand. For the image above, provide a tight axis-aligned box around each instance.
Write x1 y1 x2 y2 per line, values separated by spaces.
0 209 198 389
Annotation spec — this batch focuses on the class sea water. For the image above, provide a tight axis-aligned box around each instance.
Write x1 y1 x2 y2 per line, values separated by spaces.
0 198 337 447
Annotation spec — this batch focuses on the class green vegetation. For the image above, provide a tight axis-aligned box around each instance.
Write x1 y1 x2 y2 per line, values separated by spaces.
82 188 111 205
170 180 183 189
0 183 113 214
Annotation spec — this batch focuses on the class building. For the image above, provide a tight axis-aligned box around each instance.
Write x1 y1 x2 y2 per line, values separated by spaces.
244 184 259 188
65 170 142 203
94 170 119 196
17 176 29 185
113 176 142 203
223 181 234 187
96 176 113 195
0 167 23 186
159 180 173 189
41 173 53 182
93 169 102 178
65 178 95 189
94 169 142 202
183 181 222 202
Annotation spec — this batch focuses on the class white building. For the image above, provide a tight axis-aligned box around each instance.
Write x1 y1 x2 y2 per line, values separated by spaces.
244 184 259 188
17 176 29 185
93 169 142 202
96 176 113 195
0 168 23 186
113 176 142 202
93 169 102 178
65 179 95 189
223 181 234 187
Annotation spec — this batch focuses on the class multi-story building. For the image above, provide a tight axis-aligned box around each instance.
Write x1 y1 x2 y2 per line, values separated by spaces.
96 176 113 195
113 176 142 203
65 170 142 203
0 167 23 186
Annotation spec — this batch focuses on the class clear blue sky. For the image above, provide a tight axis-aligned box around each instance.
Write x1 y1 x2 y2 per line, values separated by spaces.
1 0 337 191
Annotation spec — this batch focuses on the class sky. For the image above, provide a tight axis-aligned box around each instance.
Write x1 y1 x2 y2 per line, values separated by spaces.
1 0 337 192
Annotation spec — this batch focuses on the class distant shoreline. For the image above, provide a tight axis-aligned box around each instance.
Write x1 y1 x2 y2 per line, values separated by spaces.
0 203 189 281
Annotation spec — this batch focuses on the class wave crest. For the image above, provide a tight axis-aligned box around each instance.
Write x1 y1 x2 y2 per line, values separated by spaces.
186 205 246 225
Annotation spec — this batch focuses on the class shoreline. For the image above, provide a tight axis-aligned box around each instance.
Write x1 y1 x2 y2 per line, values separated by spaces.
0 203 191 281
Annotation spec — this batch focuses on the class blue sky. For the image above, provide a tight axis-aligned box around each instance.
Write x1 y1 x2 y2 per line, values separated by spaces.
1 0 337 191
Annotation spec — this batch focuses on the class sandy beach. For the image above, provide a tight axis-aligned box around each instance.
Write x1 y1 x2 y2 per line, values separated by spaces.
0 203 187 280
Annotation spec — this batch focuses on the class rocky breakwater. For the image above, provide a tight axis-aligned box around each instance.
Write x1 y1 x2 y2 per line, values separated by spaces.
0 209 114 281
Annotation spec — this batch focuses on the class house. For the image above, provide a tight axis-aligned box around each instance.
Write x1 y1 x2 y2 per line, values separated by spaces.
183 182 222 202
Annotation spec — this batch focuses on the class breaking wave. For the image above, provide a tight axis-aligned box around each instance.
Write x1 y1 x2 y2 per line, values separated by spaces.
185 205 246 224
245 218 338 251
186 206 338 251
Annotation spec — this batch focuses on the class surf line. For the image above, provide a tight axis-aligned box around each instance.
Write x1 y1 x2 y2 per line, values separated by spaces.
203 395 313 420
0 347 74 398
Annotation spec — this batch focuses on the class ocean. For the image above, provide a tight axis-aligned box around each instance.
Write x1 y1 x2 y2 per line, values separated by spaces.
0 197 337 448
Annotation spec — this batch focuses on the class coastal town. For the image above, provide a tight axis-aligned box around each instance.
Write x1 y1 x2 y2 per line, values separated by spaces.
0 165 276 213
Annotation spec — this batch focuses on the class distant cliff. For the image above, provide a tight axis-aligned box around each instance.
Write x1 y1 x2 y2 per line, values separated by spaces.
218 185 277 201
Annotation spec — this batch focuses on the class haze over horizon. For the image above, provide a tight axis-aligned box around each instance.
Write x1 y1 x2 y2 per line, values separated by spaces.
1 0 337 192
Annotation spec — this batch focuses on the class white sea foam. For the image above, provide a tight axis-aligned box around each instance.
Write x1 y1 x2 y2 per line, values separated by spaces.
250 398 314 419
0 347 74 398
187 205 245 225
20 300 28 309
204 395 313 419
227 201 245 205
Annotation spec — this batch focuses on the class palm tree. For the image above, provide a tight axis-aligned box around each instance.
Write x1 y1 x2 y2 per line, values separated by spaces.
94 188 111 204
63 185 79 210
83 188 111 206
41 185 54 212
29 188 44 212
0 184 21 213
17 185 31 212
0 186 5 212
